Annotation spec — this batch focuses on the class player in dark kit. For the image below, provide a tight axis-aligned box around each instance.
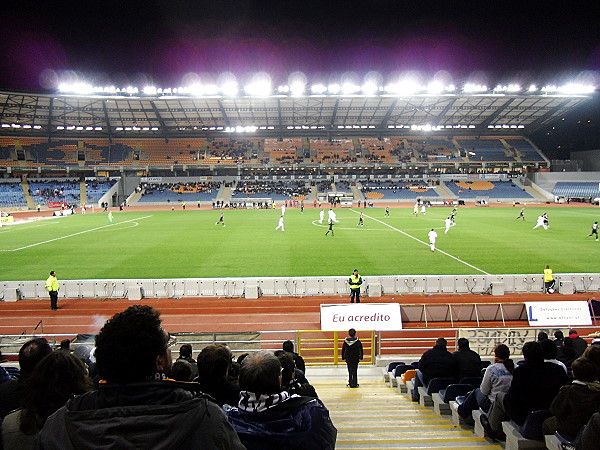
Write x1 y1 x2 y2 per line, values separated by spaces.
325 219 335 237
515 208 525 220
588 221 599 241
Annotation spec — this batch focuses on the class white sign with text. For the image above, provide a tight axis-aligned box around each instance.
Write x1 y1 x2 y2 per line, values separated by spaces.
525 301 592 327
320 303 402 331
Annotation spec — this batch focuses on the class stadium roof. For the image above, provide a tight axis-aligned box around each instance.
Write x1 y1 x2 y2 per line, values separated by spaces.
0 89 596 139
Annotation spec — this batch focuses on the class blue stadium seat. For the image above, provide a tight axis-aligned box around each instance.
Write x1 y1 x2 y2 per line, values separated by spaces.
439 384 473 403
515 410 552 440
426 377 454 396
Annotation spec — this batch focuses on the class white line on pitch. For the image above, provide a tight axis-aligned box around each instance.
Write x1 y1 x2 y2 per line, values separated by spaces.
0 216 153 252
352 209 490 275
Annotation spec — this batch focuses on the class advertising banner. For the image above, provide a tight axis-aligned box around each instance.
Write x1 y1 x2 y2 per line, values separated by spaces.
320 303 402 331
525 301 591 327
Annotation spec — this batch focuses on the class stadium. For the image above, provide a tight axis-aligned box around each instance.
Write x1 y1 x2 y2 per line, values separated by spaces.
1 1 600 448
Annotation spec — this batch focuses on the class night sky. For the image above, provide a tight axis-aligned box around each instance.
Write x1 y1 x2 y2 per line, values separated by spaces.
1 0 599 92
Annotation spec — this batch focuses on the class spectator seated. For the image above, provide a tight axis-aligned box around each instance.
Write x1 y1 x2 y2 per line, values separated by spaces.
231 180 309 201
29 179 80 205
139 181 222 203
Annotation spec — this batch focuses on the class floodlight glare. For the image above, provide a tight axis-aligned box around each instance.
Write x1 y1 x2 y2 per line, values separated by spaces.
290 82 305 96
310 84 327 94
558 83 595 95
221 81 238 97
341 82 360 95
143 86 157 95
244 80 271 96
328 83 341 94
528 85 537 92
361 82 378 95
427 81 445 94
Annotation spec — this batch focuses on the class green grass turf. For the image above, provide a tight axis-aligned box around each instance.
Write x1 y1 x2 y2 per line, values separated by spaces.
1 206 599 281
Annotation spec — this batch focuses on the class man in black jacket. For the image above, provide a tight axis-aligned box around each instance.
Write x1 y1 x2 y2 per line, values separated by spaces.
36 305 244 449
225 350 337 450
342 328 364 388
452 338 482 380
412 337 458 401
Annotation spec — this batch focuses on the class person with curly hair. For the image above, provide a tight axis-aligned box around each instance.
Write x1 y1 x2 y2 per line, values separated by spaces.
36 305 244 449
2 351 92 448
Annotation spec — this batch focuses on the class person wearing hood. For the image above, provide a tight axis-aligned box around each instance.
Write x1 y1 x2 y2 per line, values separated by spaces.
35 305 244 450
569 329 588 357
543 357 600 438
342 328 363 388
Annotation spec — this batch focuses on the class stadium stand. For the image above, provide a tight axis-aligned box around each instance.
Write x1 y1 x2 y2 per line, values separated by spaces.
231 180 309 201
0 181 27 208
85 180 117 205
456 137 516 162
360 180 439 200
445 180 533 199
28 179 80 205
263 138 303 164
552 181 600 199
138 181 223 203
310 139 355 163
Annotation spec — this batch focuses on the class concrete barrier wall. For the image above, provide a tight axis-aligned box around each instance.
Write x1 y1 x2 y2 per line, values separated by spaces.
1 273 598 301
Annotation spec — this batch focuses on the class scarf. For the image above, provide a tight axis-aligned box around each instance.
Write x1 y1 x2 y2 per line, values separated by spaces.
238 390 291 413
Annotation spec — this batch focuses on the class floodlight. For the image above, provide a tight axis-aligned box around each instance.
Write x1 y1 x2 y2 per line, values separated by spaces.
528 85 537 92
558 83 595 95
1 124 9 128
341 82 359 95
310 84 327 94
361 81 378 95
463 83 487 93
85 126 93 131
328 83 341 94
23 124 31 129
144 86 157 95
290 82 305 96
94 127 102 130
427 81 445 94
33 125 42 130
56 126 64 130
115 127 123 131
151 127 159 131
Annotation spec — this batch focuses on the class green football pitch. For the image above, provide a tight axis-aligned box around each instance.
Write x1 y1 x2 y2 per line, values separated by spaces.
1 206 599 281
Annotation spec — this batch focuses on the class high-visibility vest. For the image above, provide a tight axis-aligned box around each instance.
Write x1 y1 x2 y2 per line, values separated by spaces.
45 275 59 292
349 274 362 289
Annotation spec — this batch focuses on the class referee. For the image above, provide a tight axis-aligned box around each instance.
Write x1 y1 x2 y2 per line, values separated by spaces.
348 269 363 303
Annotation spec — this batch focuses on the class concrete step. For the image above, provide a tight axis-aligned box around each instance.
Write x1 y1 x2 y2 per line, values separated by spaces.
312 375 503 449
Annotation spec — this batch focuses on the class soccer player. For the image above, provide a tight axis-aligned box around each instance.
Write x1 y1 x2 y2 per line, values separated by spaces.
444 217 455 234
357 212 364 227
215 212 225 227
588 221 599 241
281 203 286 216
108 211 114 224
515 207 525 220
275 215 285 232
325 219 335 237
384 206 390 217
450 207 457 222
319 209 325 224
412 202 419 216
300 200 304 214
421 204 426 215
328 208 339 223
428 228 438 251
533 215 546 230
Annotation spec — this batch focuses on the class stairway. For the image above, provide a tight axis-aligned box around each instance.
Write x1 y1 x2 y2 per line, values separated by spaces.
311 366 501 449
